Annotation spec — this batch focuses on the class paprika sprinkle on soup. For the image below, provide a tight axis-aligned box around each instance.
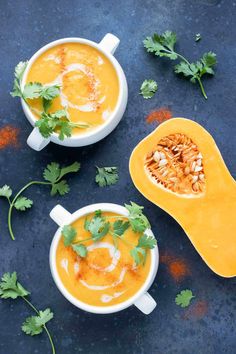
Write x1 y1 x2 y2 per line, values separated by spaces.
146 107 172 124
0 125 19 149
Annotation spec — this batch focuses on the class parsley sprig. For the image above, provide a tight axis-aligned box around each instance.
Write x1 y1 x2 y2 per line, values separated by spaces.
0 272 55 354
11 61 90 140
144 31 217 99
0 161 80 240
62 202 157 265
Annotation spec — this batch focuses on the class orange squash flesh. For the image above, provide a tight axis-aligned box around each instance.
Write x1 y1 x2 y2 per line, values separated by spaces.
129 118 236 277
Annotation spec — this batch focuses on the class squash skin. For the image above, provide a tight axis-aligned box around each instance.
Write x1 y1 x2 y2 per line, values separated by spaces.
129 118 236 277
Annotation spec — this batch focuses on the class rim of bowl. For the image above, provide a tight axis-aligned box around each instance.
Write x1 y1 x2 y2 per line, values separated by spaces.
49 203 159 314
21 37 127 141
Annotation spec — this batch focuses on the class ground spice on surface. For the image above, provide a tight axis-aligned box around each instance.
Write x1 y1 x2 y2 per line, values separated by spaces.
146 107 172 124
160 252 190 282
183 300 208 320
0 125 19 149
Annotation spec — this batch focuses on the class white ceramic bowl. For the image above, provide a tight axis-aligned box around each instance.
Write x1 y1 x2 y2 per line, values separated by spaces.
49 203 159 314
21 33 128 151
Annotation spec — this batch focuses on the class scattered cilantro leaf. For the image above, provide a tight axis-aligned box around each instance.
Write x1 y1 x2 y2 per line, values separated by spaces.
43 162 61 183
125 201 150 232
62 225 77 246
14 197 33 211
57 162 80 179
72 244 88 257
22 308 53 336
0 185 12 199
137 233 157 249
0 272 29 299
175 289 195 308
195 33 201 42
140 79 158 99
95 166 119 187
50 180 69 196
144 30 217 99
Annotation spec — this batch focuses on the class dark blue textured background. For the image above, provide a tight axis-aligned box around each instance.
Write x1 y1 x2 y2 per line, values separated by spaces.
0 0 236 353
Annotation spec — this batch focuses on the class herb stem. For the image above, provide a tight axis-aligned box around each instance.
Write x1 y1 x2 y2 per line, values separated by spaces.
8 181 51 240
22 297 55 354
197 77 208 99
73 236 93 244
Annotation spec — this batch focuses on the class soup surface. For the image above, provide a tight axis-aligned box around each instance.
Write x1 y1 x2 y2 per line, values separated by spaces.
26 43 119 134
56 212 151 307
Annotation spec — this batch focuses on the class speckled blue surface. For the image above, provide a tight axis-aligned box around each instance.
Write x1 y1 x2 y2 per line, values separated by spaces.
0 0 236 353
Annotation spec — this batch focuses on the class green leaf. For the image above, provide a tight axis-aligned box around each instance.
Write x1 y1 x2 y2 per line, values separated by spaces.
113 220 130 236
40 85 60 100
22 308 53 336
175 289 195 308
143 31 178 59
125 202 150 232
140 79 158 99
72 244 88 257
59 162 81 180
130 247 147 266
23 82 43 99
51 180 69 196
14 197 33 211
15 61 28 81
0 272 30 299
43 162 61 183
62 225 77 246
87 216 110 241
137 233 157 249
0 185 12 198
50 109 68 119
35 115 55 138
95 166 119 187
174 61 196 78
58 121 72 140
42 98 52 113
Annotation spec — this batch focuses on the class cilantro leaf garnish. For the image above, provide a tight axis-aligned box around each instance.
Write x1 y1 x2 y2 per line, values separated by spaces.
140 79 158 99
0 272 30 299
0 185 12 199
87 216 110 241
130 233 157 265
11 61 90 140
144 30 217 99
62 225 77 246
95 166 119 187
113 220 130 236
175 289 195 308
0 272 55 353
22 309 54 336
14 197 33 211
0 161 80 240
72 244 88 257
124 201 150 232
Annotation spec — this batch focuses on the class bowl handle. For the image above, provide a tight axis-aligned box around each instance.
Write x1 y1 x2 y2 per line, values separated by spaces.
134 292 157 315
99 33 120 55
50 204 72 227
27 127 50 151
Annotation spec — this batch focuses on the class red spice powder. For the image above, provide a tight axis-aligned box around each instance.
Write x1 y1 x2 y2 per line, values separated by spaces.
146 107 172 124
183 300 208 320
160 252 190 282
0 125 19 149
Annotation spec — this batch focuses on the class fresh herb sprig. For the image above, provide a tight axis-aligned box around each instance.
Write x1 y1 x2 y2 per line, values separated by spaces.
175 289 195 308
11 61 90 140
95 166 119 187
0 161 80 240
143 31 217 99
62 202 157 265
0 272 55 354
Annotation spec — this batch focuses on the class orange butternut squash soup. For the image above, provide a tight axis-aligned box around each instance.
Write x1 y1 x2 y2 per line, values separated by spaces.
56 211 152 307
26 43 119 134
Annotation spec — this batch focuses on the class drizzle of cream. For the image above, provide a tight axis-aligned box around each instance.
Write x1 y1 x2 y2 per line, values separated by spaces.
102 109 111 120
74 262 80 274
46 63 101 112
98 56 104 65
44 54 61 64
100 291 125 303
60 258 69 274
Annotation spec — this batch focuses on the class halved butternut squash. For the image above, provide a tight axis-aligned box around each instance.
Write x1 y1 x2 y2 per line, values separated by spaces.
129 118 236 277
